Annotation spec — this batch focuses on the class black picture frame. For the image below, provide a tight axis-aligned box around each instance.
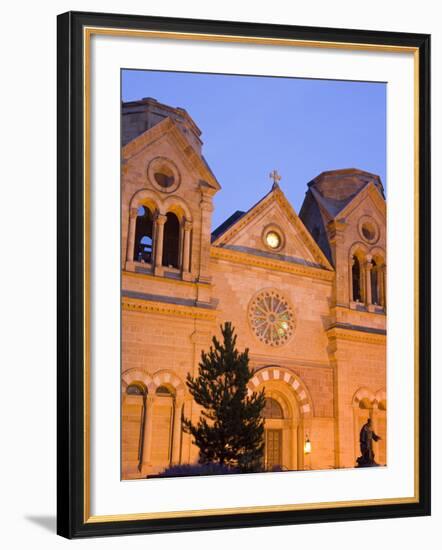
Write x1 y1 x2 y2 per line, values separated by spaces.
57 10 431 539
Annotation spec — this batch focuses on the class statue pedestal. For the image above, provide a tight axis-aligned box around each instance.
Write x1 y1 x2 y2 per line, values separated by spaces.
356 456 379 468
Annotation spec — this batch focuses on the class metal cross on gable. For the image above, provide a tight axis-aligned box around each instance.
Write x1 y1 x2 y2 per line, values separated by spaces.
269 169 282 188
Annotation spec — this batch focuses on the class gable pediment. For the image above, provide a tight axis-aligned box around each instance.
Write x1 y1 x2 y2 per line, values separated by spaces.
122 117 220 192
212 186 333 271
337 182 386 222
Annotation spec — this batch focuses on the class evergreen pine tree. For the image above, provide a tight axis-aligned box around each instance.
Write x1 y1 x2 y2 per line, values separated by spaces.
182 322 265 473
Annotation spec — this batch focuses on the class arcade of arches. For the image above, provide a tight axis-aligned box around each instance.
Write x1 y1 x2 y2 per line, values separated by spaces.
121 98 387 479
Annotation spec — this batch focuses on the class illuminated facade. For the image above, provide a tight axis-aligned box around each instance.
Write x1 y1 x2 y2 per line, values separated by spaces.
121 98 387 479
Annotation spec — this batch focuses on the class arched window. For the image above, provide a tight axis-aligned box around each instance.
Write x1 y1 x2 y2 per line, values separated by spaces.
371 259 379 305
127 383 146 396
123 383 147 474
152 385 176 467
156 385 174 396
370 256 386 309
162 212 180 268
352 255 363 302
359 397 371 411
134 206 154 263
263 398 284 419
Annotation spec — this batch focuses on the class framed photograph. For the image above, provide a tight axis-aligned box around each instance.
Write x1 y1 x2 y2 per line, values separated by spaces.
57 11 431 538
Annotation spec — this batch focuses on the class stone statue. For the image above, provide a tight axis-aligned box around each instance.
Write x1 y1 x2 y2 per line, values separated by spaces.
356 417 381 467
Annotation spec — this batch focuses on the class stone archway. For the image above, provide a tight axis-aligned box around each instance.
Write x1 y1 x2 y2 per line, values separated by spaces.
249 366 313 471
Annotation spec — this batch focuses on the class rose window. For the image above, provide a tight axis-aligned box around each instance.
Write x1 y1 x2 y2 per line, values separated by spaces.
248 290 294 346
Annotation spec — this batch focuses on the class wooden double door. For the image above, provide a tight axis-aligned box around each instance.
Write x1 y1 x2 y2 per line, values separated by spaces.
265 429 283 469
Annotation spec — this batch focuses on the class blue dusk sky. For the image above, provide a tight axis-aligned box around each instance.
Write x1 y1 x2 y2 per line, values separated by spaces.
122 70 386 229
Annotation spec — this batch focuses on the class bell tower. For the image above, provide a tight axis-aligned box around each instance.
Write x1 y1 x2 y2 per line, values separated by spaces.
300 168 387 468
121 98 220 301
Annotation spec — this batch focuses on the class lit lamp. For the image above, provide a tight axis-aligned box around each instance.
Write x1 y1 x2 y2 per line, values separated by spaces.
304 435 312 454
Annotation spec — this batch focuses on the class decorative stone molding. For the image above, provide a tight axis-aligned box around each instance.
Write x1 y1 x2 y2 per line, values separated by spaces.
352 387 387 410
122 296 217 321
349 241 370 259
369 246 386 263
162 195 193 221
123 269 208 289
122 368 153 392
210 246 334 282
154 213 167 226
249 365 313 417
374 389 387 407
211 185 332 270
129 187 162 211
327 325 386 345
183 219 193 232
151 369 187 397
122 368 187 397
352 387 376 406
249 354 332 371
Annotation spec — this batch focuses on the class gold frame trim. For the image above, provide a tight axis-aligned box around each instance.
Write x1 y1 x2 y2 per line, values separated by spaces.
83 26 420 524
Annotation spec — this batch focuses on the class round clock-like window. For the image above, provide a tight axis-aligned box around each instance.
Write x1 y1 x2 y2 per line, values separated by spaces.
154 165 175 189
248 289 294 347
147 156 181 193
358 216 380 244
265 231 281 249
262 225 285 252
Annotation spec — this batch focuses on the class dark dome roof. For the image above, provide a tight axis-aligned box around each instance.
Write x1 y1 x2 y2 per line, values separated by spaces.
307 168 385 216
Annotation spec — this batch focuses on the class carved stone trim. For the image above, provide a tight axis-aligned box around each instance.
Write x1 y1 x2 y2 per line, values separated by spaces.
211 186 332 270
249 365 314 418
122 297 217 321
210 246 334 282
326 326 386 345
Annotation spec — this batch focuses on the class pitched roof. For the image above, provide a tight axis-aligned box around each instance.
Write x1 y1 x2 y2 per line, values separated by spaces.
211 210 246 242
299 168 386 266
303 168 385 218
211 184 333 271
122 116 221 191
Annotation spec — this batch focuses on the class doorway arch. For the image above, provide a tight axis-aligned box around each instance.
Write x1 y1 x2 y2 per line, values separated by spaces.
250 366 313 471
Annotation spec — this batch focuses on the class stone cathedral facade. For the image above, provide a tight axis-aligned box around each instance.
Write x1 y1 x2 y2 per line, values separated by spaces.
121 98 387 480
